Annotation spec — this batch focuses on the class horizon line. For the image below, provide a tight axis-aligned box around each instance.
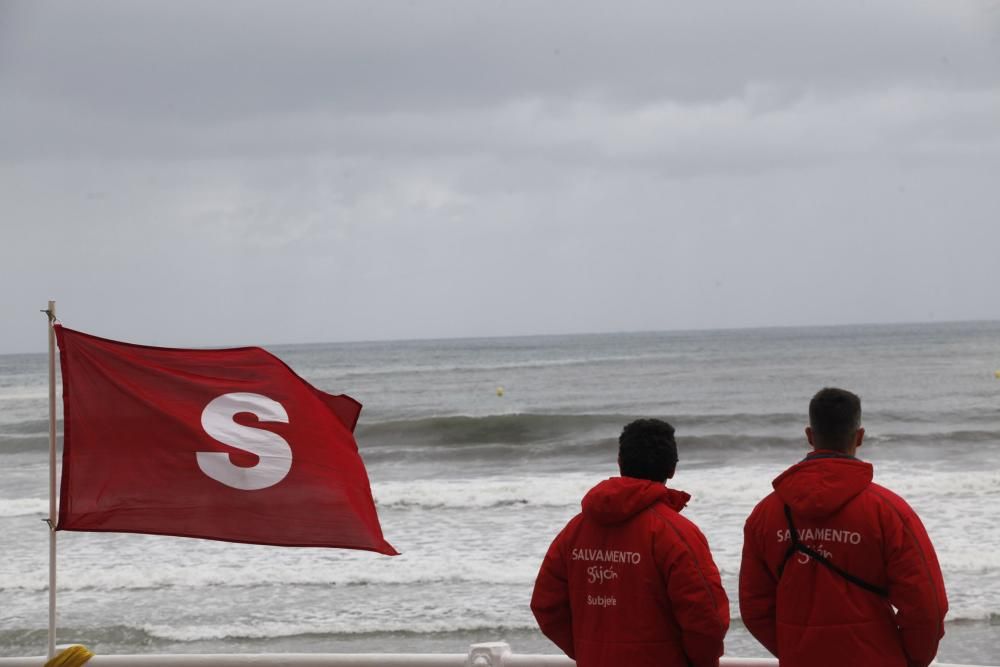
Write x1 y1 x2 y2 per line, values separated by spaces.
3 316 998 357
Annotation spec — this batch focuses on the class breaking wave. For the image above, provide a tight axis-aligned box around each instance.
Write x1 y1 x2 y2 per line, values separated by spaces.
2 612 997 651
354 412 999 467
373 474 592 509
2 409 995 458
0 558 537 593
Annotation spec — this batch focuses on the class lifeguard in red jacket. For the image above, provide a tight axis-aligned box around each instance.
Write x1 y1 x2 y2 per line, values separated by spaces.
740 387 948 667
531 419 729 667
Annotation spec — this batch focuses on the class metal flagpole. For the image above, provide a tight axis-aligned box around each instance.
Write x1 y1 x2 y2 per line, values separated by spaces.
44 300 57 659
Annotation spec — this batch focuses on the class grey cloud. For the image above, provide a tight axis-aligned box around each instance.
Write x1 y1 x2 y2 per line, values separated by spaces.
1 1 999 354
3 1 997 120
4 1 999 167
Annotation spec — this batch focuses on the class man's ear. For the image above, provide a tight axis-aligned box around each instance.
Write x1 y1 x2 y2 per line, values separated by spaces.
805 426 815 447
854 427 865 450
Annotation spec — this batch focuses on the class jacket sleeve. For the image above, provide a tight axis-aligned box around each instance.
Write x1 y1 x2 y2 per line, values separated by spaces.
659 518 730 667
530 528 575 659
739 506 779 657
877 493 949 667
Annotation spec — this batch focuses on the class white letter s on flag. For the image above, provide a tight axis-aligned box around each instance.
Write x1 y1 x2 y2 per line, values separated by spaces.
197 392 292 490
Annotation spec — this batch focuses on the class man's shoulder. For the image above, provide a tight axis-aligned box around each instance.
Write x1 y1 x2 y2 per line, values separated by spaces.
642 499 715 550
863 481 922 522
648 500 696 529
743 490 781 526
556 511 587 537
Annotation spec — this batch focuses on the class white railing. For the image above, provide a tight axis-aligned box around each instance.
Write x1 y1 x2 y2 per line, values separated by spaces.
0 643 993 667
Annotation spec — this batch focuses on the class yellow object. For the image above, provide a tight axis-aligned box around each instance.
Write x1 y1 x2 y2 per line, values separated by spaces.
44 645 94 667
994 370 1000 379
496 386 505 397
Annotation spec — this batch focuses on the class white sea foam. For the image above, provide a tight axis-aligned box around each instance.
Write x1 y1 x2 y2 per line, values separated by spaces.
0 554 538 593
373 473 594 509
0 497 48 517
141 616 537 642
875 468 1000 498
0 390 49 401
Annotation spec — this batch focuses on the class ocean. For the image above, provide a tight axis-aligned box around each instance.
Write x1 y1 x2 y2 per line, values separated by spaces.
1 322 999 662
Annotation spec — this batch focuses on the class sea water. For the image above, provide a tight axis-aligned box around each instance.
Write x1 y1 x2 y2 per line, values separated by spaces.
1 322 998 662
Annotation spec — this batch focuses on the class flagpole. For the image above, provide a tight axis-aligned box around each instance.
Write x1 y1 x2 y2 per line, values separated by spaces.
45 300 57 660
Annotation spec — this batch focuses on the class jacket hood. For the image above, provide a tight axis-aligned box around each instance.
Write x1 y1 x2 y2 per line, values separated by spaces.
772 452 873 519
581 476 690 524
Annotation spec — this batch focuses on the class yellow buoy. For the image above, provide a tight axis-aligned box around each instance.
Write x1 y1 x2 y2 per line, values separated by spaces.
496 386 505 397
45 645 94 667
994 370 1000 379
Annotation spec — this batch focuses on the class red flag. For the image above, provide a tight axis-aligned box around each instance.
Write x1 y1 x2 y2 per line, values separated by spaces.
54 325 397 554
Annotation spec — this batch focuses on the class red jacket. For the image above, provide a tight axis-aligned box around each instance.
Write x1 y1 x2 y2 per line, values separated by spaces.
739 452 948 667
531 477 729 667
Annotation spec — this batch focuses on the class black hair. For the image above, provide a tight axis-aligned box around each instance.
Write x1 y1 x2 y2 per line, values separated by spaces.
809 387 862 451
618 418 678 482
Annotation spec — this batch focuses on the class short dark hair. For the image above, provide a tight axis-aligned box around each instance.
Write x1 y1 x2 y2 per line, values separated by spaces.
618 418 678 482
809 387 862 451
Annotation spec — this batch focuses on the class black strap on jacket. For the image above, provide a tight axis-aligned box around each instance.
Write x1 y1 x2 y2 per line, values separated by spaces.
777 505 889 598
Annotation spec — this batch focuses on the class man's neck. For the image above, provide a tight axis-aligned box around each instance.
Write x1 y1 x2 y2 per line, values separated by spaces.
806 448 857 460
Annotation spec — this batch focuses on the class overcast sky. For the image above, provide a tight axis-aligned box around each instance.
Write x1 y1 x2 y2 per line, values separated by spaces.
2 1 999 354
